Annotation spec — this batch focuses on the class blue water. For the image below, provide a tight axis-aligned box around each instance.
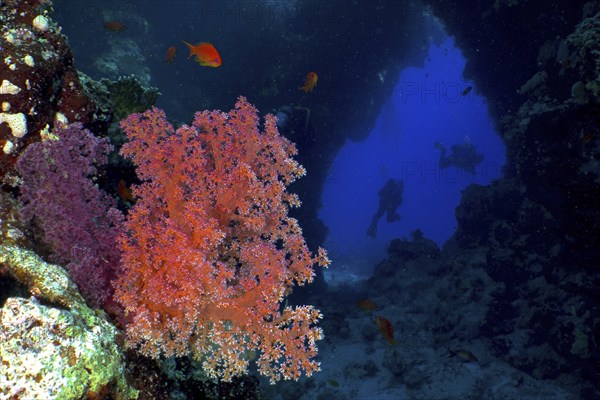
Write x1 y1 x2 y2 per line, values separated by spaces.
52 0 505 281
319 37 505 279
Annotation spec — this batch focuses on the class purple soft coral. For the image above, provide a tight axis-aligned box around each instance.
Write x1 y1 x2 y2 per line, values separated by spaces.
15 123 123 308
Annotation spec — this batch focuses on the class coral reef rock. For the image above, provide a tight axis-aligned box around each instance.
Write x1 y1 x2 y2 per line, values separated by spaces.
0 191 137 400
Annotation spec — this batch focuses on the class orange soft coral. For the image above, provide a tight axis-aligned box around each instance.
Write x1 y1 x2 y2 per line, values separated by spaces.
115 97 329 383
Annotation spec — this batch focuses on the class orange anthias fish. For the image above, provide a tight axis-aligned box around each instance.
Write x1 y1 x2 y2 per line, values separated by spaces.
356 299 377 312
103 21 127 32
375 316 396 345
181 41 222 67
299 71 318 93
165 46 177 64
581 132 595 143
117 179 135 204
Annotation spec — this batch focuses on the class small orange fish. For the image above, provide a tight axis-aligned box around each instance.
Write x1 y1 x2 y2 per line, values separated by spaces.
117 179 135 203
181 41 222 67
104 21 127 32
165 46 177 64
581 132 595 143
375 316 396 345
356 299 377 312
299 72 318 93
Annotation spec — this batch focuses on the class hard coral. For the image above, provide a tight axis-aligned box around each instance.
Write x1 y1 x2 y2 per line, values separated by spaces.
0 190 136 400
0 0 99 181
116 97 329 383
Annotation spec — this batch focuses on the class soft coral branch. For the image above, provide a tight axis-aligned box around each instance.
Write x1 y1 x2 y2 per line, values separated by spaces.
115 97 329 382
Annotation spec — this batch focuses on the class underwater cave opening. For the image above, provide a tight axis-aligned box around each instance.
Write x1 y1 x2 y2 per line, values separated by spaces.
319 35 506 286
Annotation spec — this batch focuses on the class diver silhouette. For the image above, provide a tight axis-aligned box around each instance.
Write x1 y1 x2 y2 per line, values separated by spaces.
367 178 404 238
434 141 484 175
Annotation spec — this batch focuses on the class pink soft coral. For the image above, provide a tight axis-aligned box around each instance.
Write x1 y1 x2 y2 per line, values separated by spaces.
15 123 123 308
115 97 329 382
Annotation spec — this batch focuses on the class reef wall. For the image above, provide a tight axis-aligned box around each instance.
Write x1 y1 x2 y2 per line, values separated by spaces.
423 1 600 396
